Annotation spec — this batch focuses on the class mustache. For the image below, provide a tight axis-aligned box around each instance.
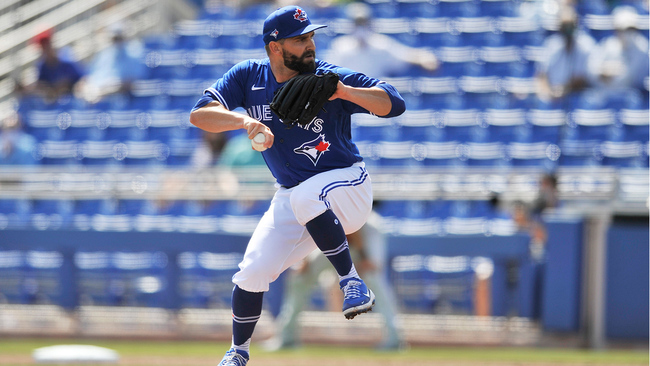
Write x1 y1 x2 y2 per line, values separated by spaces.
301 50 315 59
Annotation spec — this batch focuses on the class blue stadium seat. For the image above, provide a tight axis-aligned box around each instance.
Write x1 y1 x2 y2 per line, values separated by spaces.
619 108 650 142
480 46 523 76
176 251 243 308
399 110 440 142
457 16 493 46
566 108 617 142
444 200 494 235
31 199 75 230
376 141 426 167
558 139 603 167
600 141 648 168
120 140 169 166
396 0 440 18
508 141 560 169
369 0 400 18
417 77 460 110
423 140 464 167
416 17 453 48
498 16 545 46
483 108 528 143
351 114 401 142
0 199 32 229
34 140 80 165
104 110 146 142
77 140 120 166
65 109 105 141
526 108 566 144
76 251 169 307
464 141 510 167
440 109 480 142
480 0 519 17
24 109 64 141
20 250 65 305
438 0 480 18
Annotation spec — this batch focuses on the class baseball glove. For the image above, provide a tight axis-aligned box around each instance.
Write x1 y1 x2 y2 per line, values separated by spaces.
270 72 340 128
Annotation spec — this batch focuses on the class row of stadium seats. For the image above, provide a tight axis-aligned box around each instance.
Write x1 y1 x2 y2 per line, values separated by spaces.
197 0 649 21
0 249 238 308
0 198 269 233
0 198 523 234
0 247 485 312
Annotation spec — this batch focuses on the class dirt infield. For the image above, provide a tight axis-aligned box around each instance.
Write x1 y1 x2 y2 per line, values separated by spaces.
1 355 647 366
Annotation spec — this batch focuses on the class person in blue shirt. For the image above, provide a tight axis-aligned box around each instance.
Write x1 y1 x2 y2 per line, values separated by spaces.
33 29 84 103
80 23 146 104
189 5 405 366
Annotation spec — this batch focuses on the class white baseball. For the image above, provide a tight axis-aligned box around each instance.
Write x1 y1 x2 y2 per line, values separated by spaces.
251 132 267 152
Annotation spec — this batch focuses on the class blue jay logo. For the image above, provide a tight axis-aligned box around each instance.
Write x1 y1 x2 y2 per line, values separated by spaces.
294 134 330 166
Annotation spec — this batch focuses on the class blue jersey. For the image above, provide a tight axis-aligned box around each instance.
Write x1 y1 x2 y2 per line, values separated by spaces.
193 58 405 187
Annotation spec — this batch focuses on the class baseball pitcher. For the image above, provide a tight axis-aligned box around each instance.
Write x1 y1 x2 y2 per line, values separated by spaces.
189 5 406 366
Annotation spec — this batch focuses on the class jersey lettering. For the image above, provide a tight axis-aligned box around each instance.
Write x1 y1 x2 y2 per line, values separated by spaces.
247 105 273 122
296 118 324 133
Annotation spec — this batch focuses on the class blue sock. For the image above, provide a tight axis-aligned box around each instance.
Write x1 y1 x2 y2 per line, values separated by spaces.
305 209 353 277
231 285 263 352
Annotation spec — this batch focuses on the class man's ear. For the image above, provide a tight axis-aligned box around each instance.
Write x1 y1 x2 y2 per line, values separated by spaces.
269 41 282 55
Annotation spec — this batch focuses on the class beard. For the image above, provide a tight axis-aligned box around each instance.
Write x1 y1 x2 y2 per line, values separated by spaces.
282 48 316 73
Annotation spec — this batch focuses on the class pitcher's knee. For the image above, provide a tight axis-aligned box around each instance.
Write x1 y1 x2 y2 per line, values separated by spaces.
232 263 279 293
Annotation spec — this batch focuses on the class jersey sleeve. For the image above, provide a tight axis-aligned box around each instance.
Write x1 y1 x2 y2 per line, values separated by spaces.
332 66 406 118
191 60 251 112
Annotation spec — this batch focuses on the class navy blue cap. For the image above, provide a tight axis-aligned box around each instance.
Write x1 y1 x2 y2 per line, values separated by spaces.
263 6 327 45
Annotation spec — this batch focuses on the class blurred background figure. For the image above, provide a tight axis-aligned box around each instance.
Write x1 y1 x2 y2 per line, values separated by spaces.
532 173 559 217
0 110 37 165
79 23 146 104
32 28 84 104
587 5 649 92
190 131 229 168
324 2 438 78
265 210 406 351
534 6 595 102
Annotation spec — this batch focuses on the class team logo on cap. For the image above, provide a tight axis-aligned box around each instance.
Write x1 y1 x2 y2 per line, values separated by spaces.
294 8 308 22
270 29 279 38
294 134 330 166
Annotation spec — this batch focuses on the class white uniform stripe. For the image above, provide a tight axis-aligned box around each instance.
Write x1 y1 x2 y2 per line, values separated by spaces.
319 169 368 203
233 314 261 324
321 240 349 257
205 87 230 110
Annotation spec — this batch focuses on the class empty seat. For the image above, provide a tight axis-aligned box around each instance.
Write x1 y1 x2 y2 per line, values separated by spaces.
423 140 463 167
600 141 648 168
34 140 79 165
376 141 425 167
484 108 528 142
465 141 509 167
509 141 560 169
558 139 602 166
566 109 616 141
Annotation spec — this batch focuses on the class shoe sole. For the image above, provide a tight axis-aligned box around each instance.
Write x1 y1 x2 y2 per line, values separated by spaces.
343 290 376 320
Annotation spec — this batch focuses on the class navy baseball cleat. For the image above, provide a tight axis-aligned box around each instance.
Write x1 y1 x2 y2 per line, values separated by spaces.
340 277 375 319
218 348 249 366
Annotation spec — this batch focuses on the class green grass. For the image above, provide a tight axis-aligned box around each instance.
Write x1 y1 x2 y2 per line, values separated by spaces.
0 338 647 365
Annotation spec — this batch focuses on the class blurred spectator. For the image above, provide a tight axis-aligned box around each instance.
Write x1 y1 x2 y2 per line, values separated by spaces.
532 173 559 217
217 131 266 169
190 131 229 168
535 6 596 101
0 110 37 165
265 210 406 351
79 23 146 104
324 2 438 78
587 5 649 91
32 28 84 104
